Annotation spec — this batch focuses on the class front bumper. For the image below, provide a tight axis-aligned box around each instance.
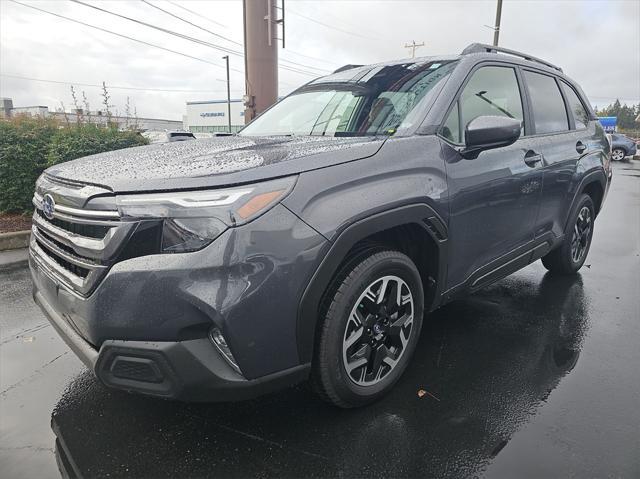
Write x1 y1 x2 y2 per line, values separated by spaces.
34 289 310 400
30 204 326 399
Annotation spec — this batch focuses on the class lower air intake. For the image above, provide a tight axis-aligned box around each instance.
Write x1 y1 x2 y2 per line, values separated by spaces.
110 356 164 383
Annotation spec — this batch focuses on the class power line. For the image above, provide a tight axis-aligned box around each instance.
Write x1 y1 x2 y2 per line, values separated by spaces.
69 0 244 62
140 0 243 47
0 73 244 93
138 0 330 74
14 0 319 78
9 0 230 71
4 74 632 105
167 0 227 29
301 5 381 40
163 0 339 68
282 47 339 68
69 0 325 76
286 6 376 41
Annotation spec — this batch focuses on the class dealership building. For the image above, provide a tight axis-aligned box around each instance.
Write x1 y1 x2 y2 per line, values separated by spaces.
185 99 246 134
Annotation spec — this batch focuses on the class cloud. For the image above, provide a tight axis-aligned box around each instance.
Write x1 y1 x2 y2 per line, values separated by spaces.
1 0 638 120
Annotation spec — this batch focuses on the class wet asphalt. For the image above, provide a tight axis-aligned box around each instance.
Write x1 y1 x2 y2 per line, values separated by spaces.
1 161 639 479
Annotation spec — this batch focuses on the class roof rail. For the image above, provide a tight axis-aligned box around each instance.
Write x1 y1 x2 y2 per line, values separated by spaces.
461 43 563 72
332 64 364 74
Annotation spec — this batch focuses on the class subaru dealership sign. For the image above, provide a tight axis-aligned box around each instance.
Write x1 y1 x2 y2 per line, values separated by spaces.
598 116 617 133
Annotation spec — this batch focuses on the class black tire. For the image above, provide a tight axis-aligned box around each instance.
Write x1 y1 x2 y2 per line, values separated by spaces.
542 193 595 275
311 250 424 408
611 148 626 161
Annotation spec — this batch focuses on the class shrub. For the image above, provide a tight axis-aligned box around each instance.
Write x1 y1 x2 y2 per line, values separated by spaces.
0 115 58 213
0 117 149 213
47 124 148 166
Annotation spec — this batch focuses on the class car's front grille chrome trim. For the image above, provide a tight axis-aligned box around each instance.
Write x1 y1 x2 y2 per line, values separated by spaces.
32 209 134 261
33 192 120 220
30 179 134 296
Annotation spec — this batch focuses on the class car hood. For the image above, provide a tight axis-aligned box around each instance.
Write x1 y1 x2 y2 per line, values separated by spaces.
45 135 386 193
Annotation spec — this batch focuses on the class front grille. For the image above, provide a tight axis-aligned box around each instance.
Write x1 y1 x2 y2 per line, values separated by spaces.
35 238 90 278
36 228 97 266
36 209 110 239
30 176 135 296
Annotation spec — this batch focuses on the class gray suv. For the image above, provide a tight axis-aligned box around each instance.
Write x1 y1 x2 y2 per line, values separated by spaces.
609 133 637 161
29 44 611 407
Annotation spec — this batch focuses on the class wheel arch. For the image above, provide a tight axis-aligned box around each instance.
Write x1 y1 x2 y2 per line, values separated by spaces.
582 180 604 216
296 203 448 364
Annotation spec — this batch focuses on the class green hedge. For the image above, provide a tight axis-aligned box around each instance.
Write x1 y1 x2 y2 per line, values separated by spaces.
0 116 58 213
0 117 148 213
47 124 147 166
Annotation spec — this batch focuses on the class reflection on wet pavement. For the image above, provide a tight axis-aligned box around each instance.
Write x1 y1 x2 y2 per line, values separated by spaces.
50 273 588 478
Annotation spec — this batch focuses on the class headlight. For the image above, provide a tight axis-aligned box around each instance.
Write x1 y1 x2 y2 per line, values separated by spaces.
115 176 296 253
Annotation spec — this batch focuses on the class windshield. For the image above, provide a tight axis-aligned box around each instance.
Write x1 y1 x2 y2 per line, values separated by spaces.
240 60 458 137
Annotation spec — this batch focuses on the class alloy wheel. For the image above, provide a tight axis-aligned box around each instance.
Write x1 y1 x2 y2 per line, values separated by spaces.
342 275 414 386
571 206 592 263
612 149 625 161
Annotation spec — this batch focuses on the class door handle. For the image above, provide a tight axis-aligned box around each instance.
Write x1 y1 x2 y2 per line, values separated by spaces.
576 141 587 154
524 150 543 167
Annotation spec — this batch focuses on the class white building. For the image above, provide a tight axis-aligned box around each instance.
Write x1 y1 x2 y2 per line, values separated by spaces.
185 99 245 134
1 98 48 117
11 105 50 117
49 111 183 132
1 97 182 131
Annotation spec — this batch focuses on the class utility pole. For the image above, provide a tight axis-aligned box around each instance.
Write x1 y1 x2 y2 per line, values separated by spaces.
243 0 278 122
223 55 232 133
404 40 425 59
493 0 503 46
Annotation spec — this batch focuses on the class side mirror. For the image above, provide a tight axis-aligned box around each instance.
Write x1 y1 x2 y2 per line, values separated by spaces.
461 115 522 159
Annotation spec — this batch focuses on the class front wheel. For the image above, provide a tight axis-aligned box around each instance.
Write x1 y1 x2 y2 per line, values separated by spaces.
611 148 626 161
542 193 595 275
311 250 424 408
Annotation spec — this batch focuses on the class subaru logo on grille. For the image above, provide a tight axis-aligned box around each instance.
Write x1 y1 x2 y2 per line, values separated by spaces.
42 194 56 220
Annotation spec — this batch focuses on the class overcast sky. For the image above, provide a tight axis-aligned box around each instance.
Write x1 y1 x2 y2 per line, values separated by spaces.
1 0 638 120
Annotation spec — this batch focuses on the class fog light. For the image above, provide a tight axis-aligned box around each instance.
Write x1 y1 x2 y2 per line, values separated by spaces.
209 327 242 375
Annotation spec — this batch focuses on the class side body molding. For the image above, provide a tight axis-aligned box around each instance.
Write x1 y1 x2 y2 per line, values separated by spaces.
295 203 448 364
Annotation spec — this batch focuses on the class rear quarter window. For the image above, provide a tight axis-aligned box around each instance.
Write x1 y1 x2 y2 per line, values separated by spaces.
560 81 590 129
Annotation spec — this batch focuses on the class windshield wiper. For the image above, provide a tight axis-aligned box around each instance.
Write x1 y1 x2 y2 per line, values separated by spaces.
475 91 515 118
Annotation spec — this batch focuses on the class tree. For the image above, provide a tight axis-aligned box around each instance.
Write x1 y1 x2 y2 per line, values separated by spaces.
595 99 640 130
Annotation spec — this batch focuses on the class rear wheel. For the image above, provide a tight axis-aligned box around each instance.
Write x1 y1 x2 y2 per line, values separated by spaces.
311 250 424 408
611 148 626 161
542 194 595 275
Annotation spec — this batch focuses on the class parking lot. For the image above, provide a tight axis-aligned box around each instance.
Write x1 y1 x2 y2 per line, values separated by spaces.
1 160 638 479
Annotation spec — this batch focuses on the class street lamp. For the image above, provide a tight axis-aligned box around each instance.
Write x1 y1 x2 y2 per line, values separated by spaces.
222 55 232 133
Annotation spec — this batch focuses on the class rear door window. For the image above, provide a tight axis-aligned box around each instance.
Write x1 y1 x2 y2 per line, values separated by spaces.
560 81 590 129
524 71 569 134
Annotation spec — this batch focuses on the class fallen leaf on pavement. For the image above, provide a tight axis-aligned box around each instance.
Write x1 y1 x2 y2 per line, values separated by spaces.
417 389 440 401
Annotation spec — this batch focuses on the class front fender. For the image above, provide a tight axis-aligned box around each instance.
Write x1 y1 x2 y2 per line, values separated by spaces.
281 135 451 363
294 203 448 364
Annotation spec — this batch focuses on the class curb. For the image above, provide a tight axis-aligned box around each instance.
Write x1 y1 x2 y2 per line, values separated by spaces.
0 230 31 251
0 248 28 270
